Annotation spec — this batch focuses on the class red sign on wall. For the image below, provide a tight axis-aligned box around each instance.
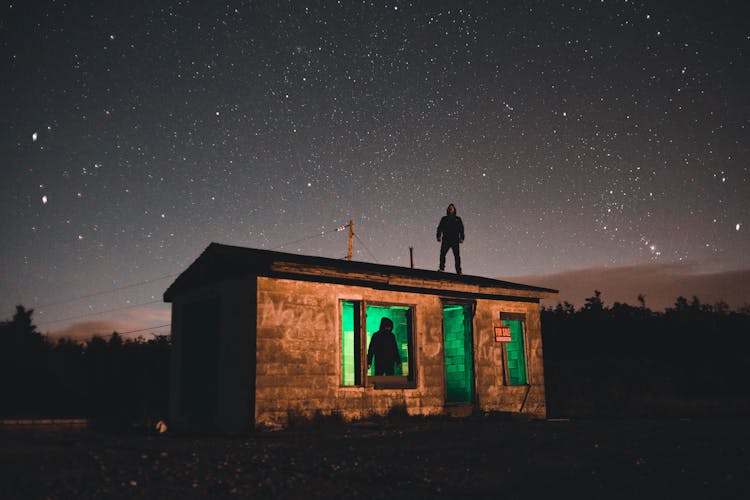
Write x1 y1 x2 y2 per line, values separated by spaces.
494 326 511 342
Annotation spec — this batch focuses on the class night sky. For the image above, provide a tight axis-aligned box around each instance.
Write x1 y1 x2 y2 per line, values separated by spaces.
2 1 748 338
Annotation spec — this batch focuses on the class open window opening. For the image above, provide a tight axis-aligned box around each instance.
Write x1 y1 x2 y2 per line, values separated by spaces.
341 301 361 386
341 300 415 388
500 313 528 386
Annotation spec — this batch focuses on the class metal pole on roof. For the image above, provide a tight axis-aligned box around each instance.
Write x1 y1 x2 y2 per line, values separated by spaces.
409 246 414 268
347 219 354 261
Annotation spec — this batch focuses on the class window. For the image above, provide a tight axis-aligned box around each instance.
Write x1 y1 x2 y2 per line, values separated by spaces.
341 300 415 388
500 313 528 386
341 301 361 386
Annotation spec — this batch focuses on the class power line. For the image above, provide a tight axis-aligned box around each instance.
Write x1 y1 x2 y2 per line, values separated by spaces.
118 324 171 336
354 232 379 263
270 226 343 250
72 324 172 341
37 299 164 327
99 324 172 338
35 223 347 312
33 222 352 327
35 273 178 309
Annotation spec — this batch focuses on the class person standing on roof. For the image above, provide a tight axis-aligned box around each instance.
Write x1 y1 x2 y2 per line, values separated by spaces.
436 203 465 275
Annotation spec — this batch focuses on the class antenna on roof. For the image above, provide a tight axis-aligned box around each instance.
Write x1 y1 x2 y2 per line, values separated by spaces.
336 219 355 261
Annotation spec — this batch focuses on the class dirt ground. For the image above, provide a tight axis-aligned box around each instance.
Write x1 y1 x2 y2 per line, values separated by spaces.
1 415 749 499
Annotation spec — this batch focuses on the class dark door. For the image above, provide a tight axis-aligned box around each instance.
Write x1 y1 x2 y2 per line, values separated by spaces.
180 297 220 417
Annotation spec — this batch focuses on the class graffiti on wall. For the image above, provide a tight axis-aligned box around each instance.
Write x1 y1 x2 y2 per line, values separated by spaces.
259 291 330 331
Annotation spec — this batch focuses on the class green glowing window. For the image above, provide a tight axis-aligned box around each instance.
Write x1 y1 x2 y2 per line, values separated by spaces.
341 301 415 388
501 314 528 386
341 301 361 386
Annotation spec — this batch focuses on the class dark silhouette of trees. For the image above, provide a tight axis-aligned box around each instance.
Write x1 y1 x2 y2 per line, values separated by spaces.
542 292 750 418
0 306 51 416
3 296 749 422
636 293 646 309
0 306 170 426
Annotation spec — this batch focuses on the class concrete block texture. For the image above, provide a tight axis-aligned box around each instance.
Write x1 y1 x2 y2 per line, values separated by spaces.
252 278 546 428
167 245 554 432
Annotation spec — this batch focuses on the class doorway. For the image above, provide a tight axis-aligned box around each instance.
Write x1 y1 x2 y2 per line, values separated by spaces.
442 304 474 404
180 297 220 418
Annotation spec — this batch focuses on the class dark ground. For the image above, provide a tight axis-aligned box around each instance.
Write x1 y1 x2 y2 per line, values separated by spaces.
1 415 749 499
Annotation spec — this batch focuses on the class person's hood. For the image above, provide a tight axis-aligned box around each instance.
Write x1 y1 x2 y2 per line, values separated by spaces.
379 317 393 329
446 204 457 216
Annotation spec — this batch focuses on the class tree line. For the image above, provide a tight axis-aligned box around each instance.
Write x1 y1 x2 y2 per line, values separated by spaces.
0 306 169 427
2 293 749 423
541 292 750 417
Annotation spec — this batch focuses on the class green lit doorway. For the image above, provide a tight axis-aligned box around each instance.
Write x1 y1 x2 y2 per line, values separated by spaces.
442 304 474 404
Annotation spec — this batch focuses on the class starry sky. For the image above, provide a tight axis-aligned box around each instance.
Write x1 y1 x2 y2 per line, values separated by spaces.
2 1 748 338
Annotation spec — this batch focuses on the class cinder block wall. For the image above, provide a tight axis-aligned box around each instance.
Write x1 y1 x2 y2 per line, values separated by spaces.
474 299 547 418
254 277 546 427
168 278 256 434
255 277 447 427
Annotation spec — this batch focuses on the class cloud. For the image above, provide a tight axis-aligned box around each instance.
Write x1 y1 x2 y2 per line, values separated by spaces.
51 320 144 341
46 304 171 341
505 263 750 311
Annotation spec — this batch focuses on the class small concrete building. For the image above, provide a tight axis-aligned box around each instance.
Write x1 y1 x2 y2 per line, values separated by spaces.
164 243 557 432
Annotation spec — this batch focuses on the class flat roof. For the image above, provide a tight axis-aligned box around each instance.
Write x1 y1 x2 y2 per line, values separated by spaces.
163 243 558 302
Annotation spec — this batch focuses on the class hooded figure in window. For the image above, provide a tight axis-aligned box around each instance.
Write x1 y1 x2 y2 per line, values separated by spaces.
436 203 465 274
367 318 401 376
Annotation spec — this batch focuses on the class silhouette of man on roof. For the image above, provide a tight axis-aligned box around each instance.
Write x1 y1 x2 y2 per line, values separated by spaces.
436 203 465 275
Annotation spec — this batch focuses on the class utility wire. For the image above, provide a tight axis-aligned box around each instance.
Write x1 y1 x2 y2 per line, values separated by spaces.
34 222 351 327
270 226 343 250
35 273 178 310
35 223 345 310
354 232 379 263
70 323 172 341
117 324 171 336
37 299 164 327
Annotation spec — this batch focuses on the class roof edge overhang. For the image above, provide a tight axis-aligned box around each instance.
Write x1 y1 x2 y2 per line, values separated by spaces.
164 243 559 303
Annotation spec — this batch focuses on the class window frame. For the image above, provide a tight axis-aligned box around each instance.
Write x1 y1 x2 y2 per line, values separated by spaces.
340 300 362 387
340 299 417 389
499 312 529 386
